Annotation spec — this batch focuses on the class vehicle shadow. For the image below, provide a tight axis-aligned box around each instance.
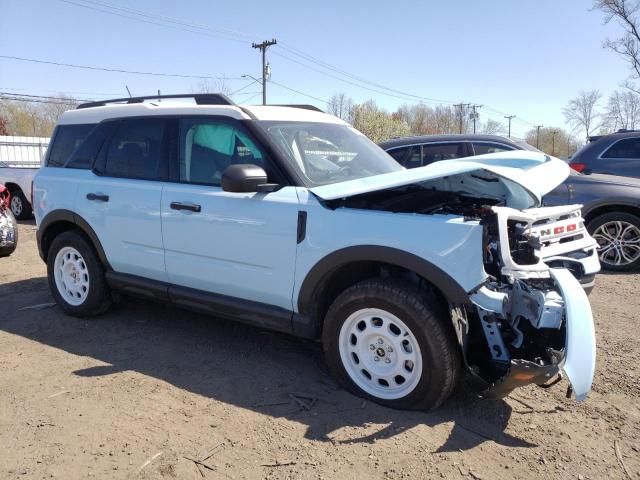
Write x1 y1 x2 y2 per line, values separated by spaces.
0 277 536 452
16 218 36 226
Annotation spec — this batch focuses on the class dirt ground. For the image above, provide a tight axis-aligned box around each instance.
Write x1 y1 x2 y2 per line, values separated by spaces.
0 222 639 480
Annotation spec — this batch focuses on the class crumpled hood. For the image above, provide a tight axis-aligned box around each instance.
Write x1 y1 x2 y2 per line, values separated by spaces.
310 151 570 206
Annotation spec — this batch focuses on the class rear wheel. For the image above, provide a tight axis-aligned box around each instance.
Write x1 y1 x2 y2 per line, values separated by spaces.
322 279 460 411
9 188 32 220
588 212 640 271
47 230 112 316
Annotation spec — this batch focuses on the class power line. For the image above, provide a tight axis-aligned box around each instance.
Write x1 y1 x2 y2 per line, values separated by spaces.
0 54 241 80
55 0 465 106
58 0 253 44
269 80 329 104
48 0 542 124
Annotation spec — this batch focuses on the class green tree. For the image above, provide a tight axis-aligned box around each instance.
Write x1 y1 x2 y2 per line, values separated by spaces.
351 100 410 143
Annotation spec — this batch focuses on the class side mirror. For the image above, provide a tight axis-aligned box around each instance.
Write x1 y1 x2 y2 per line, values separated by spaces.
221 164 279 193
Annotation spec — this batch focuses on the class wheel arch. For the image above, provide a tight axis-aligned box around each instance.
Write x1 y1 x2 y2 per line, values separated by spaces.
583 202 640 225
37 209 111 269
4 182 21 193
295 245 470 339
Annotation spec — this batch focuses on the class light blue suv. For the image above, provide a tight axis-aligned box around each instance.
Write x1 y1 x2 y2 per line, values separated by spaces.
34 94 598 410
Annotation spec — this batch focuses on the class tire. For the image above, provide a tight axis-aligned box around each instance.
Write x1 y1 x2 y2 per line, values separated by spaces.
0 208 18 258
588 211 640 271
9 188 33 220
322 278 460 411
46 230 112 317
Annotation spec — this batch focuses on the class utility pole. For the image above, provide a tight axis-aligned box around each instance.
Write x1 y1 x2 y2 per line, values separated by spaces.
470 104 482 134
535 125 543 148
504 115 516 137
251 38 277 105
551 129 559 155
453 103 470 134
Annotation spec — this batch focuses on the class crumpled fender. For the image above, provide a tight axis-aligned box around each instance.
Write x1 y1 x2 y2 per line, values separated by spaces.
551 268 597 401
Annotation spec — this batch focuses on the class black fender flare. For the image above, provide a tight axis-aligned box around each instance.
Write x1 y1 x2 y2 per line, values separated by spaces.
296 245 470 316
37 209 111 269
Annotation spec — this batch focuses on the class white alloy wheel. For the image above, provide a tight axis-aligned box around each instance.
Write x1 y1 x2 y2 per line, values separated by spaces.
10 195 22 217
54 246 90 306
339 308 423 400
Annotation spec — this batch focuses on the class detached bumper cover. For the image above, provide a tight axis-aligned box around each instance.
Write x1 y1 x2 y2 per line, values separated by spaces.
551 268 596 401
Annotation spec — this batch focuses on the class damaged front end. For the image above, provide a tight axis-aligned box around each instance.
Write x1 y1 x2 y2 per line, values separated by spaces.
469 205 597 401
311 152 598 401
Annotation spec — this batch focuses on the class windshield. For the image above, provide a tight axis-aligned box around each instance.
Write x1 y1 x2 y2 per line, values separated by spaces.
256 121 403 186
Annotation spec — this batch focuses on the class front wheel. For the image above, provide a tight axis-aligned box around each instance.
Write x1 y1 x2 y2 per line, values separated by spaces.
47 230 112 317
322 279 460 411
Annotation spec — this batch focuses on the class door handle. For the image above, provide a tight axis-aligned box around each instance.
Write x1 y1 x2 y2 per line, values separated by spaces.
170 202 201 213
86 193 109 202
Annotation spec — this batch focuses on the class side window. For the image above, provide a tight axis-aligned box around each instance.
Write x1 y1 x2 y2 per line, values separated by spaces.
387 146 421 168
421 143 466 165
104 119 167 180
601 138 640 159
179 119 266 186
46 124 96 167
472 142 514 155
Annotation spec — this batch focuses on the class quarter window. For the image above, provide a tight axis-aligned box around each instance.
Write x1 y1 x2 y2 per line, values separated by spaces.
601 138 640 159
104 119 166 180
46 124 96 167
387 146 421 168
179 119 266 186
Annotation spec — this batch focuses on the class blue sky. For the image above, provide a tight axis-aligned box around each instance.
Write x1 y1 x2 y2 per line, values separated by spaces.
0 0 632 137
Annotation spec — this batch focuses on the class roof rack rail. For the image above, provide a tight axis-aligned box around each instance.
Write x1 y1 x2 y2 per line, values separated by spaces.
77 93 235 109
616 128 640 133
270 104 324 113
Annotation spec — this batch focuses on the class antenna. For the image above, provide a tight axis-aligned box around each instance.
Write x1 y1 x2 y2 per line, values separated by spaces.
125 85 132 98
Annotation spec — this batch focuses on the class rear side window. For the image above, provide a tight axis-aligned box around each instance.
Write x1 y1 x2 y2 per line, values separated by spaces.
103 119 167 180
46 124 96 167
421 143 465 165
472 142 514 155
601 137 640 159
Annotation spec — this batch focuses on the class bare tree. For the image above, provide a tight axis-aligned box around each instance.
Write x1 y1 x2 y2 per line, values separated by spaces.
525 126 579 157
0 94 78 136
326 93 354 123
562 90 602 139
595 0 640 90
603 89 640 130
480 119 505 135
0 117 8 136
191 79 232 96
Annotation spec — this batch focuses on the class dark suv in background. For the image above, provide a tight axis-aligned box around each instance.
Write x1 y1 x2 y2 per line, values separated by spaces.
379 134 539 168
569 129 640 178
380 134 640 272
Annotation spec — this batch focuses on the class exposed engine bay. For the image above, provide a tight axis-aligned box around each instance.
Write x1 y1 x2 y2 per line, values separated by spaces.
323 178 598 400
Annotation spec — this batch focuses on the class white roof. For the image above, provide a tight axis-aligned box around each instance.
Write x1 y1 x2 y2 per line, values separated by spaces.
57 101 345 125
242 105 347 124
